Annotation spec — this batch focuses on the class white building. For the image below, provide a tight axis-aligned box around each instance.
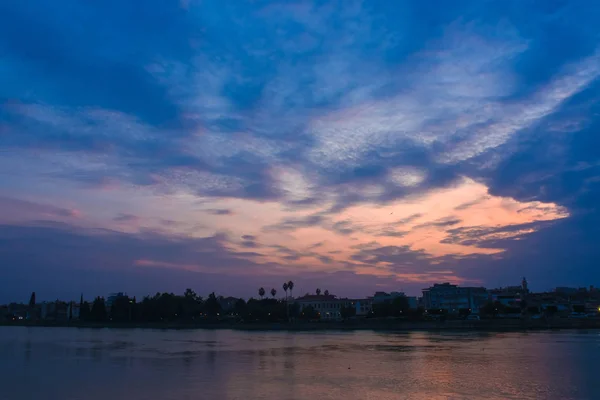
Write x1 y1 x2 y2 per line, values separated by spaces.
422 283 488 314
294 294 372 320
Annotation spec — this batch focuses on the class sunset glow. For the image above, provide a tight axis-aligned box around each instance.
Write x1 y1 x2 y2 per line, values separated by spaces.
1 0 599 301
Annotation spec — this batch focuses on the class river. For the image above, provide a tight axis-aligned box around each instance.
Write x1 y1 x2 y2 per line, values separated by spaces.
1 327 599 399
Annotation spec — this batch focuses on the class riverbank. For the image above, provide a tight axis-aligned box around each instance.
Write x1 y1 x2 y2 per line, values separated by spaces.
3 318 600 332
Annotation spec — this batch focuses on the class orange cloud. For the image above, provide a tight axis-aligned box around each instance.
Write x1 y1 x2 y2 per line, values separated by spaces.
228 177 566 280
86 177 569 284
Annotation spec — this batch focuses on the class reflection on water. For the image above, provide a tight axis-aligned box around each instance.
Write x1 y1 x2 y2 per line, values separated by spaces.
0 327 599 400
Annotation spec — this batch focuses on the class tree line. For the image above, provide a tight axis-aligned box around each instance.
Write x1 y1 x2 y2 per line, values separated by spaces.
78 289 307 323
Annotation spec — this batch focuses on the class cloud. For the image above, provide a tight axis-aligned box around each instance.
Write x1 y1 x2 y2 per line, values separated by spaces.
376 230 408 238
414 217 462 230
441 221 554 248
160 219 180 227
1 0 600 298
331 220 356 235
264 211 368 237
454 196 491 211
3 3 598 214
0 1 190 125
351 244 428 264
206 209 234 216
263 213 326 232
239 234 261 248
0 196 81 222
0 221 273 299
394 213 423 225
113 213 140 223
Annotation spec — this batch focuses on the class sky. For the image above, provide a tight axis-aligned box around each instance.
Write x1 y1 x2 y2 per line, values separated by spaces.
1 0 600 302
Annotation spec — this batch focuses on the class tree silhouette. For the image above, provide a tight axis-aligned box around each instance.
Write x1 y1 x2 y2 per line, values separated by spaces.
90 297 107 322
316 288 321 296
324 289 329 296
341 305 356 320
300 305 319 321
258 287 265 299
205 292 222 316
283 282 288 299
184 288 198 300
234 298 247 315
270 288 277 298
545 305 558 316
27 292 37 320
111 295 132 322
392 296 409 315
482 301 506 318
527 306 540 315
80 301 90 321
289 302 300 318
287 281 294 298
573 304 585 313
182 289 200 319
78 294 84 321
130 296 137 321
372 297 410 317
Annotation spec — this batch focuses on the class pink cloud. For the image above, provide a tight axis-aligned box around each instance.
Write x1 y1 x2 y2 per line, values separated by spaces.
0 197 83 222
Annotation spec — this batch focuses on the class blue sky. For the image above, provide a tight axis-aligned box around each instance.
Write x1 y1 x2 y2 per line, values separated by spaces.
1 0 600 302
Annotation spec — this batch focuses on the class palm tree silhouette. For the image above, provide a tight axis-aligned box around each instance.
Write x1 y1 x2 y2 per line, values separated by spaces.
271 288 277 298
316 288 321 296
287 281 294 299
283 282 289 299
282 282 290 322
259 287 265 299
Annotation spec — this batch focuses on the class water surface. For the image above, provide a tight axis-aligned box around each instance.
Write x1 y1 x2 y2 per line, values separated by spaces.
1 327 599 400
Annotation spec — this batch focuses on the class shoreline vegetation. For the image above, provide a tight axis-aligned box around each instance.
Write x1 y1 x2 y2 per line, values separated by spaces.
6 288 600 333
3 318 600 332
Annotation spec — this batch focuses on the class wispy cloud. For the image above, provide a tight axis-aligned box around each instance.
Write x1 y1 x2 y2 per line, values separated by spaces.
113 213 140 223
206 209 234 216
0 197 82 222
